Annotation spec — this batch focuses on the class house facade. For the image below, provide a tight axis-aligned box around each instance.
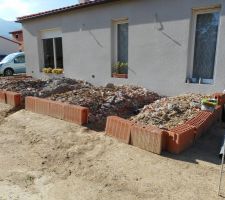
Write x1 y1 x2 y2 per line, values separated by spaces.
9 30 24 51
0 36 21 60
18 0 225 96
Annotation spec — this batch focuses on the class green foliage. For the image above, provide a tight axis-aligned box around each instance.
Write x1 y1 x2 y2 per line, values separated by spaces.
201 98 218 107
42 67 52 73
52 68 64 74
113 62 128 74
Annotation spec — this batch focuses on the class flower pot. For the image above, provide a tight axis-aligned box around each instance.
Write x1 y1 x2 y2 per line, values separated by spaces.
112 73 128 79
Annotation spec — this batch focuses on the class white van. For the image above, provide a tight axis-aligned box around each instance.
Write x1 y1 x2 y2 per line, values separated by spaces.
0 52 26 76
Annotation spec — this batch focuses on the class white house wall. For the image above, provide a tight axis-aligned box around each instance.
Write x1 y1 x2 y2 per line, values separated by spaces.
22 0 225 96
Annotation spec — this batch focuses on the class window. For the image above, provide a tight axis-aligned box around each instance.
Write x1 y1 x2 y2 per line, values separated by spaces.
117 23 128 64
188 6 220 84
14 55 25 64
41 29 63 69
15 34 19 39
55 37 63 68
43 39 54 68
112 19 128 78
43 37 63 69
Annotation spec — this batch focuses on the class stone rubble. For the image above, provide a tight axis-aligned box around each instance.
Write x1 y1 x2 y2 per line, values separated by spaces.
0 76 211 130
0 76 160 128
48 84 160 126
130 93 211 130
0 77 91 98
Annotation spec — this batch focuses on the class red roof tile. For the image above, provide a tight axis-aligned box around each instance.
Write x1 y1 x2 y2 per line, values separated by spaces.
17 0 120 22
9 30 23 34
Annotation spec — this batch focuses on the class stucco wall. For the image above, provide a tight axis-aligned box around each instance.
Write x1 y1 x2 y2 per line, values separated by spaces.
22 0 225 96
0 38 19 55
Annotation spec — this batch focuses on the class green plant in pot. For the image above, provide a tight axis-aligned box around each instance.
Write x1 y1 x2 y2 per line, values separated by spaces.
113 62 128 74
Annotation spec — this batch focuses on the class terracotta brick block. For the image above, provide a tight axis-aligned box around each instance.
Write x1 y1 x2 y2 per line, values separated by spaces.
130 124 165 154
25 96 37 112
166 124 195 154
63 103 89 125
49 100 64 120
0 91 6 104
213 93 225 105
105 116 133 144
35 98 50 115
5 91 21 107
186 111 214 139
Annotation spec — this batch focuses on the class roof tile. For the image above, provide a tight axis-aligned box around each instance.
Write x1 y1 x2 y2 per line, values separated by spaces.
17 0 119 22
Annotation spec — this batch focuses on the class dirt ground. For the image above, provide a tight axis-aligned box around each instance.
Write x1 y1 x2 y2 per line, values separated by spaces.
0 103 224 200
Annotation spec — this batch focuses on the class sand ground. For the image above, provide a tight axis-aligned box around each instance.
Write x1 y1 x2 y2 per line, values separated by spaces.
0 103 224 200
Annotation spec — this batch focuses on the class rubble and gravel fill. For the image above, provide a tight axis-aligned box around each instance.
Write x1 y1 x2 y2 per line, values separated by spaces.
48 84 160 127
0 77 211 130
0 77 91 98
130 93 211 130
0 76 160 129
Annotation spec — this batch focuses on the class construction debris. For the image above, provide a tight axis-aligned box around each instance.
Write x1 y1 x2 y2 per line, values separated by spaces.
48 84 160 126
0 77 210 130
130 93 211 129
0 77 160 128
0 77 91 98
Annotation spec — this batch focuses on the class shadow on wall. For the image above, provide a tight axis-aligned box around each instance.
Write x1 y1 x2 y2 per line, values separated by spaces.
155 13 182 47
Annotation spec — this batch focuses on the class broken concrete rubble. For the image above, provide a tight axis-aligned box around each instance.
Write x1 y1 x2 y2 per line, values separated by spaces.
0 76 212 131
0 77 160 129
130 93 211 129
0 77 91 98
48 84 160 128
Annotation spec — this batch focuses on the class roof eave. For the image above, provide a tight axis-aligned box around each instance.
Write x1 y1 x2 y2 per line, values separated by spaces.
16 0 120 23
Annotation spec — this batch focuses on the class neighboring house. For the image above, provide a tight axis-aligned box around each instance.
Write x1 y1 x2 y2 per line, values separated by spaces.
0 36 20 61
9 30 24 51
17 0 225 96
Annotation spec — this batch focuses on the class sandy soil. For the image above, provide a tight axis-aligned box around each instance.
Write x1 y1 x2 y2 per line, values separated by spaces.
0 103 224 200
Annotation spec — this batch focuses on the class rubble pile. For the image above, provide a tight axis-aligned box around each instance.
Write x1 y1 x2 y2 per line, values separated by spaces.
0 77 45 96
48 84 160 126
37 78 92 97
130 93 211 129
0 77 91 98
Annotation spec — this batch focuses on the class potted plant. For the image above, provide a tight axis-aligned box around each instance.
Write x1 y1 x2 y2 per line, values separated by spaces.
42 67 53 74
112 62 128 78
52 68 64 74
201 98 218 112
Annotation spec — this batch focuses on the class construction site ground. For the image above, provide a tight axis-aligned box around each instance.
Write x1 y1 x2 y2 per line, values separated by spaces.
0 103 224 200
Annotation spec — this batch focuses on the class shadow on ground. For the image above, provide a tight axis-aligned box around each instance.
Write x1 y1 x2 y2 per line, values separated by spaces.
162 123 225 165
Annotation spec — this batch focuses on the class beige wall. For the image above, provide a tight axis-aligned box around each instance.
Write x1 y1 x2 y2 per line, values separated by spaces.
22 0 225 96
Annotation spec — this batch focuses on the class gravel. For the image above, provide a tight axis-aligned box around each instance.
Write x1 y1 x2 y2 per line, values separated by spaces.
0 77 91 98
130 93 211 129
0 77 210 130
48 84 160 127
0 77 160 129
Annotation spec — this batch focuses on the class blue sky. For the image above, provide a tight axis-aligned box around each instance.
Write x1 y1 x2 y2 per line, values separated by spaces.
0 0 79 21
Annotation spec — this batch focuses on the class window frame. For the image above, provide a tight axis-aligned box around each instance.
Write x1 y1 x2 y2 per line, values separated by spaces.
114 19 129 64
187 5 221 84
111 18 129 78
40 28 63 70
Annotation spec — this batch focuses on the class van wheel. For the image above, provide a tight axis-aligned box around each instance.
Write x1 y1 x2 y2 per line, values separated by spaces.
4 68 14 76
